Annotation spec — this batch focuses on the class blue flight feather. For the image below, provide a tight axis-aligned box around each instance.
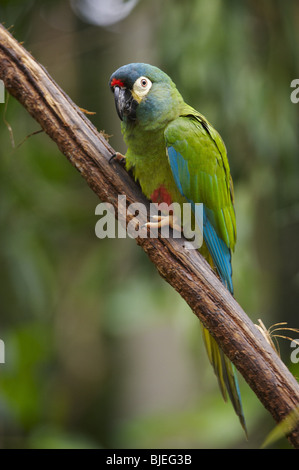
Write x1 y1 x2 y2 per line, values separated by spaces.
167 145 233 294
167 144 246 437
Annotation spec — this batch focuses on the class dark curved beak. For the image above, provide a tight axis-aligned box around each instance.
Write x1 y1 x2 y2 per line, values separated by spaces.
113 86 137 121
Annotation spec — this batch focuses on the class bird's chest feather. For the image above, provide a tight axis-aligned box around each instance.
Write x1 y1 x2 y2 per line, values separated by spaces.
125 138 182 205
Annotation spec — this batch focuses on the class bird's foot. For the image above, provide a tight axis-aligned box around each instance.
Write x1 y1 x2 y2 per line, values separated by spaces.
109 152 126 165
144 214 182 232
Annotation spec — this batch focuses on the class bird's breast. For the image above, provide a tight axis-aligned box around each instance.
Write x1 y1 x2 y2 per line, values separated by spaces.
150 185 173 206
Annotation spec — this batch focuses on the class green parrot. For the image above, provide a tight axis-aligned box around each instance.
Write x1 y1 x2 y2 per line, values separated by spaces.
109 63 247 435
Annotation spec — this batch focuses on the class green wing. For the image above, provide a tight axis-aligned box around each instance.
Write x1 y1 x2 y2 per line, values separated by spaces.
164 110 247 436
165 110 236 252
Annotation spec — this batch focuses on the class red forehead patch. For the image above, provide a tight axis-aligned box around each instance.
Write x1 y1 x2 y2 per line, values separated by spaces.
111 78 125 88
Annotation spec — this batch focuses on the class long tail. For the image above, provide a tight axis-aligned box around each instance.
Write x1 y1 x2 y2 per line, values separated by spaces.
202 209 247 436
201 325 247 437
166 145 246 433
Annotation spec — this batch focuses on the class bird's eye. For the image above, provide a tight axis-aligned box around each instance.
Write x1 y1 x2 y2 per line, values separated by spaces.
133 76 152 99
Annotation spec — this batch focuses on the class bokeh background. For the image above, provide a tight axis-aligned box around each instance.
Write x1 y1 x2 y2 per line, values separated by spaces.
1 0 299 449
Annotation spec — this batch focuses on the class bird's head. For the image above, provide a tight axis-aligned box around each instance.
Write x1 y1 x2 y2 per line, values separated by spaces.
109 63 182 126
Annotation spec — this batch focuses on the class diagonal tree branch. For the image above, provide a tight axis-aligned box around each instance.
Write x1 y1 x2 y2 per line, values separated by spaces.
0 24 299 447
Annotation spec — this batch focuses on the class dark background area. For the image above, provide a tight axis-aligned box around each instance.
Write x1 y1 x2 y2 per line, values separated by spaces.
0 0 299 449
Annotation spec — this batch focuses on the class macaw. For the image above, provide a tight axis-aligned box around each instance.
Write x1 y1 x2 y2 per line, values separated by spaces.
109 63 247 435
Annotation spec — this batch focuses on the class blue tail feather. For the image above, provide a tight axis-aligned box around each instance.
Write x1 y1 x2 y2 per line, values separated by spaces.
203 207 234 294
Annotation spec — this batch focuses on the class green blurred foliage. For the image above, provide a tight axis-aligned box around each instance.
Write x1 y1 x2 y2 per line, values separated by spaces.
0 0 298 449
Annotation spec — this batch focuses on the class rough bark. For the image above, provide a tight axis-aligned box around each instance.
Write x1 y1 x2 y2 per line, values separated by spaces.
0 24 298 447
